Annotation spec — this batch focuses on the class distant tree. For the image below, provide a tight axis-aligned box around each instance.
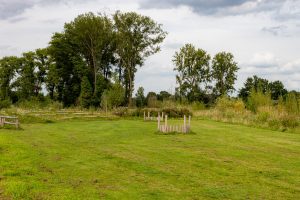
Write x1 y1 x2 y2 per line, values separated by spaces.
211 52 239 96
135 87 145 107
146 92 158 107
113 11 167 106
80 76 93 108
157 91 171 101
269 80 287 100
16 52 36 100
34 48 50 96
239 75 287 101
45 62 59 100
0 56 20 100
173 44 211 102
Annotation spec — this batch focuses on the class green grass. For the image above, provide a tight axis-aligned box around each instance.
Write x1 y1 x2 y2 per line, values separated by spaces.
0 119 299 199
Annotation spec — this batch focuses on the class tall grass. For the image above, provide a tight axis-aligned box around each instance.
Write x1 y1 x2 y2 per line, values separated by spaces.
194 95 299 132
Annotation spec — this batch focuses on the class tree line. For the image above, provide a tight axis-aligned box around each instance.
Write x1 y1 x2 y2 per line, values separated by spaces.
134 43 298 109
0 11 167 108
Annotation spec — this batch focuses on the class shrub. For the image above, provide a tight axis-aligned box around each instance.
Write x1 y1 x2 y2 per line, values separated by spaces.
113 107 128 117
280 115 299 129
101 83 125 110
215 96 245 113
268 119 280 130
247 89 272 112
285 92 299 115
256 112 270 123
191 101 206 111
0 99 12 109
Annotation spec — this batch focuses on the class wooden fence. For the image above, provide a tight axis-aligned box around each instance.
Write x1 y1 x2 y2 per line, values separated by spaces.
144 111 164 121
0 116 19 129
158 115 191 133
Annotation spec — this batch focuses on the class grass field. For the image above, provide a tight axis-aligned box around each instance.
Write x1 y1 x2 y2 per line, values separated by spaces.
0 119 299 199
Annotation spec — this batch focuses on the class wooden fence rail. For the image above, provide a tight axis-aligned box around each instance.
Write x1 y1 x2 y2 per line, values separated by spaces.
158 115 191 133
0 116 19 129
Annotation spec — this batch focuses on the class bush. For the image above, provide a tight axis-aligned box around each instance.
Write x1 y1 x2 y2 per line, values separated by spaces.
113 107 128 117
280 115 299 129
215 96 245 113
101 83 125 110
191 101 206 110
247 89 272 112
268 119 280 130
285 93 299 115
0 99 12 109
256 112 269 123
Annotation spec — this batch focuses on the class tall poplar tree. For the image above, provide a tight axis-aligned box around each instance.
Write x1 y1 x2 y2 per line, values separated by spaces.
113 11 167 105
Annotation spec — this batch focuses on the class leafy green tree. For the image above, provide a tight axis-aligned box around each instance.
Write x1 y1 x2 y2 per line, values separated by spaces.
239 75 287 101
110 83 125 108
0 56 21 100
269 80 287 100
135 87 145 107
16 52 36 100
113 11 167 105
48 32 84 106
34 48 50 96
211 52 239 96
64 12 115 97
103 82 125 109
173 44 211 102
157 91 171 101
80 76 93 108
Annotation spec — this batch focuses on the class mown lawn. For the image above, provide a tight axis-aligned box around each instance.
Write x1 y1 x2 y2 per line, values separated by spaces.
0 119 299 199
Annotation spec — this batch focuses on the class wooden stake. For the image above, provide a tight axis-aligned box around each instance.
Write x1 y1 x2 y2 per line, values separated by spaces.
184 115 186 133
158 115 160 130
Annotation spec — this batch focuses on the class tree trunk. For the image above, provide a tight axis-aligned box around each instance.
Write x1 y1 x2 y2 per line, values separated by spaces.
91 51 97 96
128 68 133 107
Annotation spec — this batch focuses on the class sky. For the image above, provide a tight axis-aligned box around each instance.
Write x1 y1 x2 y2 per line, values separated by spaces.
0 0 299 94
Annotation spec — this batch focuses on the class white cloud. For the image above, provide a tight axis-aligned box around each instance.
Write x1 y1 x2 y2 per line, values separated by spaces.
249 52 279 68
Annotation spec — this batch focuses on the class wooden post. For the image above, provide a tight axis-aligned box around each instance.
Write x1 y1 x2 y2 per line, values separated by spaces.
16 118 19 129
165 115 168 127
144 111 146 121
148 112 150 119
158 114 160 130
165 115 168 133
184 115 186 133
188 115 191 132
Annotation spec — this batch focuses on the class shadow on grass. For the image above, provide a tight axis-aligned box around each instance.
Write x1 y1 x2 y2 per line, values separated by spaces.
155 131 197 135
0 126 24 131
